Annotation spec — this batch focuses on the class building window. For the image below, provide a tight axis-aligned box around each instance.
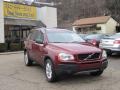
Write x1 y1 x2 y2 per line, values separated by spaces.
96 26 101 30
78 28 81 32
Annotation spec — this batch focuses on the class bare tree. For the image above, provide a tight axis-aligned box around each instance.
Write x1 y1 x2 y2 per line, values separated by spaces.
35 0 120 28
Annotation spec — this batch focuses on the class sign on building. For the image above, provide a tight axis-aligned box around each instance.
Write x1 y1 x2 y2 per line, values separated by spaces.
4 2 37 20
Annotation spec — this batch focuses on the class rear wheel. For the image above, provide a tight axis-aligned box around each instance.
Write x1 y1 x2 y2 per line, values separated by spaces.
45 59 57 82
24 52 33 66
90 70 103 76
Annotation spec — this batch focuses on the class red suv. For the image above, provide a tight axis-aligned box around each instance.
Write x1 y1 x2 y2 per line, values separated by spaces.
24 28 108 82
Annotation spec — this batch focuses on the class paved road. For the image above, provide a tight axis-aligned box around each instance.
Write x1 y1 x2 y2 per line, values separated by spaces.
0 53 120 90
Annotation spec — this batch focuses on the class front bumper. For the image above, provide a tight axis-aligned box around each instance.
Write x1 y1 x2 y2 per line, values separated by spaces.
56 59 108 74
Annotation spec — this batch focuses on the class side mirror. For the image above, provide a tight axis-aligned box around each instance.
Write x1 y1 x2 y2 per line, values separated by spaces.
36 40 47 47
35 39 43 44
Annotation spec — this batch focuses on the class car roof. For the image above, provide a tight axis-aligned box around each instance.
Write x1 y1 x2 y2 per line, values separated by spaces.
35 28 73 33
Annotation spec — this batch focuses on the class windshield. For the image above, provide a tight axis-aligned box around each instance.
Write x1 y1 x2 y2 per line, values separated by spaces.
47 32 85 43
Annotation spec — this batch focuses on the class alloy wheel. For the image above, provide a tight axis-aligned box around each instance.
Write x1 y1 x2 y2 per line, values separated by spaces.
46 62 52 79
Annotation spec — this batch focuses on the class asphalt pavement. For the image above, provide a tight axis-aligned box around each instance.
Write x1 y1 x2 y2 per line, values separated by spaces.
0 53 120 90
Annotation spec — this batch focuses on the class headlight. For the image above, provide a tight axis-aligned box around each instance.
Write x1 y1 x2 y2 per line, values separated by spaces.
58 53 74 61
102 50 107 58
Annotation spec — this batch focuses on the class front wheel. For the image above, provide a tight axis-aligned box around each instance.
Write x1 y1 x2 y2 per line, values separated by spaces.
90 70 103 76
45 59 57 82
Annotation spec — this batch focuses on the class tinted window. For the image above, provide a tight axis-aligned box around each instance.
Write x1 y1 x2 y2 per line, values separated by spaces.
29 31 37 40
28 31 44 43
34 32 44 43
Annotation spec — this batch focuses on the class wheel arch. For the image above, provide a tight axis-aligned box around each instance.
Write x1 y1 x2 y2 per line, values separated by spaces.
44 56 52 63
43 56 54 66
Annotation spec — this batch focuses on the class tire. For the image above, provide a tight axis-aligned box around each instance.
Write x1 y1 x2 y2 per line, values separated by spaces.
24 52 33 66
90 70 103 76
107 51 112 56
45 59 57 82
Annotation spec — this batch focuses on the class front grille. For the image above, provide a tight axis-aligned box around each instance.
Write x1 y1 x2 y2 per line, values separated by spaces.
78 53 100 60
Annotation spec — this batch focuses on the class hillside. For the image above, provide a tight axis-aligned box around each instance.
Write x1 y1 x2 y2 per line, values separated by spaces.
37 0 120 28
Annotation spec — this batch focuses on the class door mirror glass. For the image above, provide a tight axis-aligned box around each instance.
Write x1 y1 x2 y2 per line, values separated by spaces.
35 38 43 44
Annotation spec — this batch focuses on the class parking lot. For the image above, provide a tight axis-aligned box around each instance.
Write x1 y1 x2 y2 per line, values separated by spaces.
0 53 120 90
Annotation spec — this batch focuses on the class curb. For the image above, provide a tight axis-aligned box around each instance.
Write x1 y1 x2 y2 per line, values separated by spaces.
0 51 24 55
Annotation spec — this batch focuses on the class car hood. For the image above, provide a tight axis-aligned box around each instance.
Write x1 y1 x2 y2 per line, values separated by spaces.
48 43 101 54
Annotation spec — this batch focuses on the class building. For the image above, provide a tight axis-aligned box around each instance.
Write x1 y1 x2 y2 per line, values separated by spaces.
0 0 57 51
73 16 118 34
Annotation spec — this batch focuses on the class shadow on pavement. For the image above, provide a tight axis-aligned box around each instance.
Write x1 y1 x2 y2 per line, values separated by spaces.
57 72 103 83
108 53 120 59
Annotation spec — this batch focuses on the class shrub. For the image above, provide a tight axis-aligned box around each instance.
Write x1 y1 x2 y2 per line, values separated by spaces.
10 43 21 51
0 43 7 52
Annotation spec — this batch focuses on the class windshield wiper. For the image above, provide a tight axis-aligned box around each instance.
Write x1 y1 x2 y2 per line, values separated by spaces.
71 41 81 43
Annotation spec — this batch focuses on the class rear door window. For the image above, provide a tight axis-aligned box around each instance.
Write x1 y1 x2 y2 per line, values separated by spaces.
34 32 44 44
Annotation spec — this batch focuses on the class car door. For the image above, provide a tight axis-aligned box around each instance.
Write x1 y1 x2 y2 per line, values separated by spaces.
27 31 38 60
33 31 45 64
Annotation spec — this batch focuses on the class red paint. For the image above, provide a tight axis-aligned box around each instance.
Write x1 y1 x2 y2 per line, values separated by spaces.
24 28 107 72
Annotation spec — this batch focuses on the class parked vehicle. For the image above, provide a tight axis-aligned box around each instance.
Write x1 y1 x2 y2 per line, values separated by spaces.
100 33 120 55
24 28 108 82
78 34 88 40
84 34 109 47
